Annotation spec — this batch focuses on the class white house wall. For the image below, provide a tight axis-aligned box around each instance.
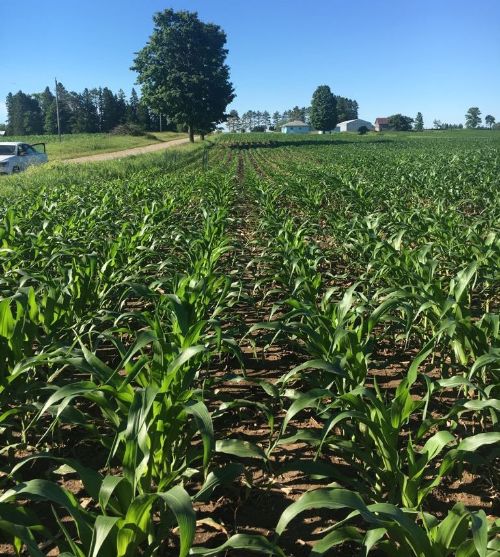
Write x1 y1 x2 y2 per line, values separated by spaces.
282 127 310 134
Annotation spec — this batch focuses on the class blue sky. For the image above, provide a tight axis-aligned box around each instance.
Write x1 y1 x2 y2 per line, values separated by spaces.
2 0 499 126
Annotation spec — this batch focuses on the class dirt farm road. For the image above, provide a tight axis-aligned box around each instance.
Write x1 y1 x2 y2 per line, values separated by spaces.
64 137 194 164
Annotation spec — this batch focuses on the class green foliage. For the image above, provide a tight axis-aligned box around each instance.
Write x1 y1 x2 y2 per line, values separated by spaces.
485 114 495 129
132 9 235 142
0 132 498 555
389 113 414 131
465 107 482 129
415 111 424 131
310 85 337 131
4 83 162 136
5 91 44 135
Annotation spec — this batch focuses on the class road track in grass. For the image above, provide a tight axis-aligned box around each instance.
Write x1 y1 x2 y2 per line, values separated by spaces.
63 136 195 163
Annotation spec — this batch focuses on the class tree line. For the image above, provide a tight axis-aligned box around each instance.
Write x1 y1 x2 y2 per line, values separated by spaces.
4 83 166 136
226 96 358 132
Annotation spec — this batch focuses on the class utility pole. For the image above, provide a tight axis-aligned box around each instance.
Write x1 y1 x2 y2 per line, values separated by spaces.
159 113 163 132
54 77 62 142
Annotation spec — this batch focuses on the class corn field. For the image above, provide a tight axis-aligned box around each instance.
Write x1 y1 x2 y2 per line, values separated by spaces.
0 132 499 556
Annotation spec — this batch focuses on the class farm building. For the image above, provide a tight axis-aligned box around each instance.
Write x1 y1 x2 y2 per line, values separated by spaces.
0 131 5 136
335 119 374 132
281 120 311 134
375 117 390 131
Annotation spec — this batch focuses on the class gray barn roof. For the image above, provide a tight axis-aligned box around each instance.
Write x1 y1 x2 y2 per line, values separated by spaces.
283 120 309 127
338 119 373 125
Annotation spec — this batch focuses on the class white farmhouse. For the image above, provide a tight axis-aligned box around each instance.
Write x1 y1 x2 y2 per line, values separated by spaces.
281 120 311 134
335 119 374 132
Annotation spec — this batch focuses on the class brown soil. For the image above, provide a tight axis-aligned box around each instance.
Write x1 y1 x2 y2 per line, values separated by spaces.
1 147 497 556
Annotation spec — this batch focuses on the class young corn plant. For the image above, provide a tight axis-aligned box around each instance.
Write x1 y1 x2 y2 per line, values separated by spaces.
274 487 500 557
313 376 500 509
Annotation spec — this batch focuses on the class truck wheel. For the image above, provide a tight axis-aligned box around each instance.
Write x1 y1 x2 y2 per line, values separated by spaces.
12 166 21 173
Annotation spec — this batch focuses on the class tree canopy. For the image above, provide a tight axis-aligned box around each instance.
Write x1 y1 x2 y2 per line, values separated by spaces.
131 9 235 142
388 114 414 131
336 96 358 122
465 107 482 129
4 84 161 136
485 114 495 129
414 112 424 131
310 85 337 132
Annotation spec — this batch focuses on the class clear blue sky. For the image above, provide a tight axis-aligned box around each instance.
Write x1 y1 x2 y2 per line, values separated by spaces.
2 0 499 126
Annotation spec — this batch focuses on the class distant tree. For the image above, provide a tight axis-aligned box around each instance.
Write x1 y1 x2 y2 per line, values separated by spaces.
34 87 55 133
485 114 495 129
438 122 464 130
115 89 128 126
358 125 368 135
90 88 104 132
53 81 73 134
351 99 359 119
101 87 119 132
388 114 414 131
239 112 248 131
262 110 271 130
492 122 500 130
6 91 44 135
272 111 281 130
127 88 140 125
241 110 257 131
226 109 240 132
433 119 442 129
414 112 424 131
310 85 337 132
303 106 312 124
289 105 305 121
71 88 99 133
336 96 358 122
249 110 257 129
132 9 235 142
465 107 482 129
34 87 58 134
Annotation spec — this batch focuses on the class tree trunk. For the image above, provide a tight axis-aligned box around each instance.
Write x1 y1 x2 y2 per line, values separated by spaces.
201 132 205 141
188 125 194 143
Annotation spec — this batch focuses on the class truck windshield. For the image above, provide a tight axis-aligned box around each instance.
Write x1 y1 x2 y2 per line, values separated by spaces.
0 145 16 156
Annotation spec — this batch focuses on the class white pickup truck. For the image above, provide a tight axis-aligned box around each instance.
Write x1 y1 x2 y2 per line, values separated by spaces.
0 142 48 175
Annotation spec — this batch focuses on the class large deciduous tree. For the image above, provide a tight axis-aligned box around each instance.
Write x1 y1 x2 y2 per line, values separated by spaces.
465 107 481 129
485 114 495 129
310 85 337 132
131 9 235 142
388 114 414 131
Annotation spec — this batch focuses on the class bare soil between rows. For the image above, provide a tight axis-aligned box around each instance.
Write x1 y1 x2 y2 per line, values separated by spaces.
1 150 498 557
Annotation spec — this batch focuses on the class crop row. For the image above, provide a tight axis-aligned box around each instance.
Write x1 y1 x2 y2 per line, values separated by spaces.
0 134 498 556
